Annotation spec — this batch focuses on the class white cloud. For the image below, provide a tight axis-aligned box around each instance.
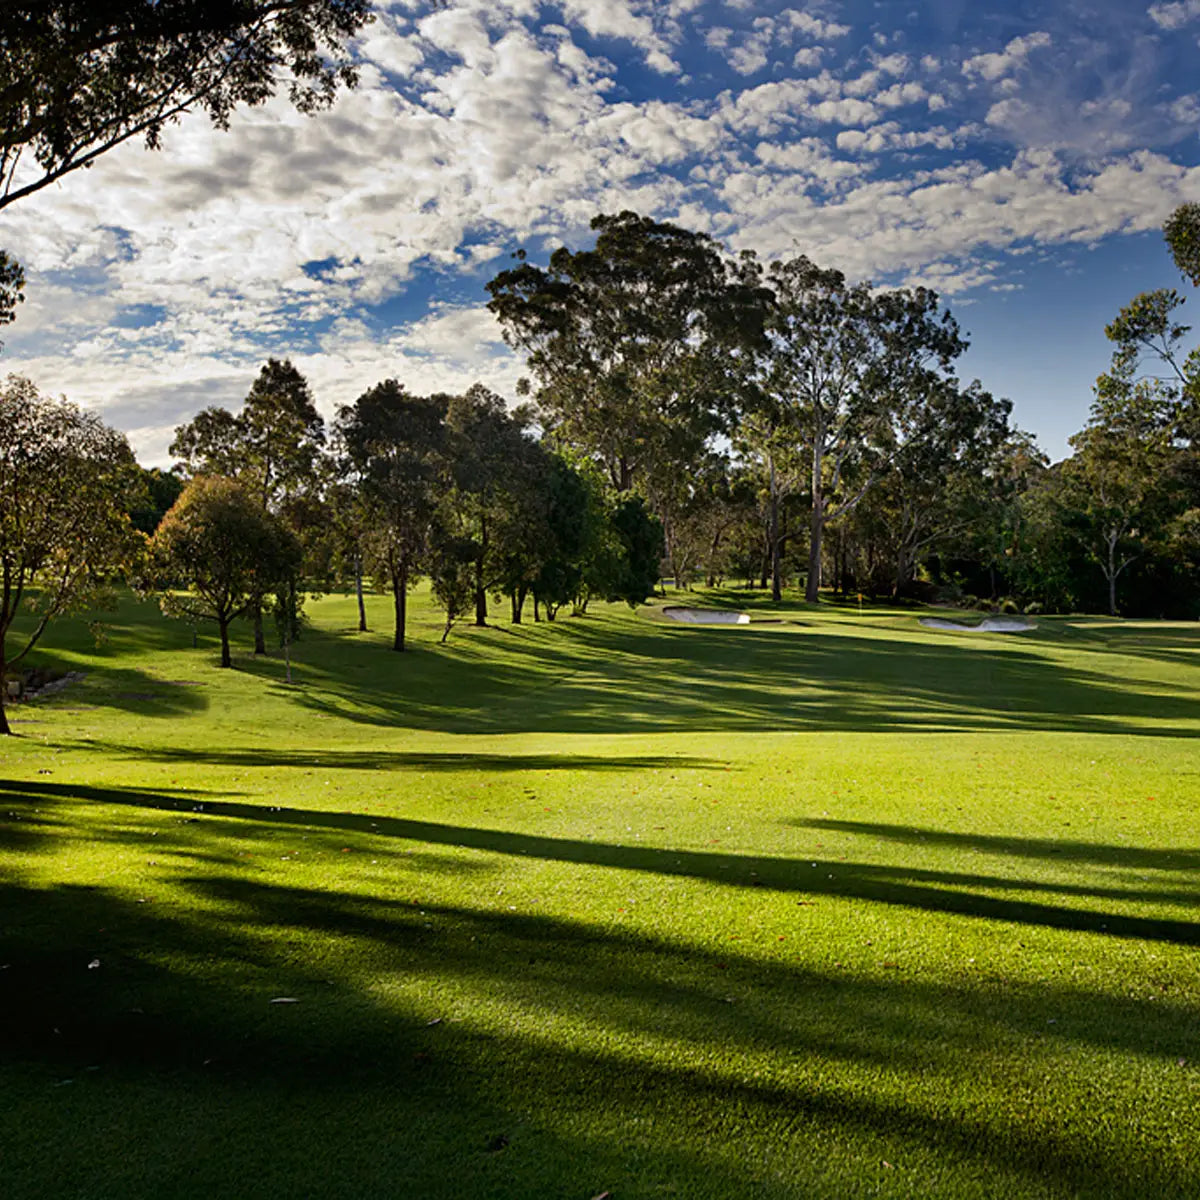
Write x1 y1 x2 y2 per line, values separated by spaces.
1148 0 1200 29
962 32 1051 81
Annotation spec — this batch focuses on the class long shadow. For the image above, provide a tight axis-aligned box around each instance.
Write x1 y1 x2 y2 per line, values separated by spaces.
15 779 1200 948
797 818 1200 872
254 610 1200 737
71 744 724 774
2 864 1198 1198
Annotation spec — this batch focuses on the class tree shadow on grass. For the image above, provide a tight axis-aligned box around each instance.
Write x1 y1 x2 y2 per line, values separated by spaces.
796 818 1200 872
1 856 1197 1199
11 779 1200 947
72 744 724 774
239 612 1200 738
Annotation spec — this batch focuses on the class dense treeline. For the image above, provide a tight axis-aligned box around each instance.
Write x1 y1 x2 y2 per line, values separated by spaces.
2 205 1199 721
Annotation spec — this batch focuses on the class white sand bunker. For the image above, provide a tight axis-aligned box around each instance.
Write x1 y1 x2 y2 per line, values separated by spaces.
919 615 1035 634
664 607 751 625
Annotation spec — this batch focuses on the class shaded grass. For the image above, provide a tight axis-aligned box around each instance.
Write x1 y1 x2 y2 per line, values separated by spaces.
1 588 1199 1198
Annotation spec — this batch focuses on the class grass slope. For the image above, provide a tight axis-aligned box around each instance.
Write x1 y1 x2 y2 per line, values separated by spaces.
2 589 1198 1199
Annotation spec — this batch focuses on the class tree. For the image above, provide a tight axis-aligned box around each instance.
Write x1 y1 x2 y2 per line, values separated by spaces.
758 255 967 602
1061 410 1174 617
1165 202 1200 289
873 379 1012 596
148 475 300 667
486 211 766 495
0 376 141 735
126 465 184 534
440 384 532 627
335 381 446 652
0 251 23 342
0 0 378 211
172 358 325 651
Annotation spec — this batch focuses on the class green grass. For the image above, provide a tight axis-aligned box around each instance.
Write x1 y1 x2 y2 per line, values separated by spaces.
2 587 1199 1198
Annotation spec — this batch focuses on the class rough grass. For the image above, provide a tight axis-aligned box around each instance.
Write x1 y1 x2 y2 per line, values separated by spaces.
2 588 1198 1199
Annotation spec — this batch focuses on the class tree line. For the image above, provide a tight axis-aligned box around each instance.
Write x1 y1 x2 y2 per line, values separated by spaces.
2 204 1198 733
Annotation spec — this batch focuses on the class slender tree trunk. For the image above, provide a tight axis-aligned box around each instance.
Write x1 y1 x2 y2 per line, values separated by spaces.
474 562 487 626
0 647 11 735
511 584 527 624
769 454 782 602
533 595 540 622
219 619 233 668
806 440 825 604
392 560 408 651
1107 537 1119 617
617 457 633 493
355 551 368 632
474 518 488 627
252 595 266 654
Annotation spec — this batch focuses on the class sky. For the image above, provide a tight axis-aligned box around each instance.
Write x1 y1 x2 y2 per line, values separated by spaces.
1 0 1198 467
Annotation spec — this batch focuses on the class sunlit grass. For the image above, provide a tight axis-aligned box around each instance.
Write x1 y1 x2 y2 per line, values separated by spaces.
2 588 1199 1198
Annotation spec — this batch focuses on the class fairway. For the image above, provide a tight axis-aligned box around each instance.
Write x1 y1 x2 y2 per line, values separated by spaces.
2 591 1199 1199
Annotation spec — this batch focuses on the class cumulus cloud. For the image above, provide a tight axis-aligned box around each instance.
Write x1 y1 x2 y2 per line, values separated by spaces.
962 32 1052 81
1148 0 1200 28
2 1 1198 459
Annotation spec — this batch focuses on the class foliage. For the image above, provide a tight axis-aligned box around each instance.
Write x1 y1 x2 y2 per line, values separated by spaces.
335 379 447 651
486 210 766 494
126 465 184 535
757 254 967 602
0 250 24 343
0 375 140 733
1165 202 1200 289
147 475 300 667
0 0 376 211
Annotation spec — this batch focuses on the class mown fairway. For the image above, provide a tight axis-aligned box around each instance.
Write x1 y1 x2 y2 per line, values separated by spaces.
2 591 1199 1199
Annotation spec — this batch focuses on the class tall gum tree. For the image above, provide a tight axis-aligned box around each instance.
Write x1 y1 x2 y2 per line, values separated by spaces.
486 211 767 496
758 256 966 603
335 381 447 652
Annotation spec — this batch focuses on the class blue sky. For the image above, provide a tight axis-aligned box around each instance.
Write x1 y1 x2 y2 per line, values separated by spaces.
1 0 1197 465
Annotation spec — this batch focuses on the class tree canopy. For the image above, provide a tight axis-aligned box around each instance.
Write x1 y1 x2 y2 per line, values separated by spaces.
148 474 300 667
0 375 140 733
0 0 376 210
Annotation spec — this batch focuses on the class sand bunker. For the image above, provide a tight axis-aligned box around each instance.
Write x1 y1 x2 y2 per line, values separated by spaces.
664 607 751 625
919 615 1035 634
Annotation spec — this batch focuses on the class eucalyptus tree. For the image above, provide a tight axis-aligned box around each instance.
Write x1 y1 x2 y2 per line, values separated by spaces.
335 380 447 652
0 376 142 734
440 384 533 627
1061 396 1176 617
873 379 1012 596
486 211 766 497
759 256 966 602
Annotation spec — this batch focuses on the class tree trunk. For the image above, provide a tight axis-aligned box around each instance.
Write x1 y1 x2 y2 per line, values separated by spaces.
219 619 233 668
392 560 408 651
0 648 11 735
617 457 633 493
511 584 527 624
252 595 266 654
769 454 782 602
533 595 540 622
355 551 368 632
474 563 487 626
474 518 488 626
